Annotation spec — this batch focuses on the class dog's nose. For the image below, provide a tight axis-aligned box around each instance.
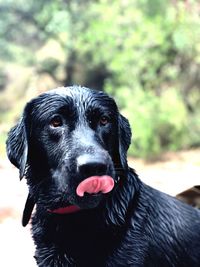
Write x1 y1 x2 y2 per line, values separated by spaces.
77 154 108 177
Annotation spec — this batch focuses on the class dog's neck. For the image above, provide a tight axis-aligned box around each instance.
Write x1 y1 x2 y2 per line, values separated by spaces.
104 168 141 226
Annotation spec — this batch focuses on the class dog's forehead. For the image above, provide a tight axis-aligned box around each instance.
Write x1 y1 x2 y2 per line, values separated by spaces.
45 86 116 110
28 86 118 123
48 86 93 101
48 86 80 98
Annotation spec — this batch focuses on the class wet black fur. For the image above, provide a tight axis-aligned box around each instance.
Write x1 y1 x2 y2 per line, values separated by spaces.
6 86 200 266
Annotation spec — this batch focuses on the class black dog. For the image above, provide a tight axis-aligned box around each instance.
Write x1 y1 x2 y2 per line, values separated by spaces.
6 86 200 266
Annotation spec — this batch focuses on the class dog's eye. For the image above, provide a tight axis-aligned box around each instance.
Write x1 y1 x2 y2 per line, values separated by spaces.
50 115 63 128
99 116 109 126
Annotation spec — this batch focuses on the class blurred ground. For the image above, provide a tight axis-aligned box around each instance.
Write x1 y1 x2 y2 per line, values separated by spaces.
130 149 200 196
0 160 36 267
0 149 200 267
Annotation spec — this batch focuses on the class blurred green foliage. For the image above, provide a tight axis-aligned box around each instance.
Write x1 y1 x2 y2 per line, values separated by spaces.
0 0 200 159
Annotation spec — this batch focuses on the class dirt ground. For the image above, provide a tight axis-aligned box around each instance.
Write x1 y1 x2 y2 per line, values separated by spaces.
0 149 200 267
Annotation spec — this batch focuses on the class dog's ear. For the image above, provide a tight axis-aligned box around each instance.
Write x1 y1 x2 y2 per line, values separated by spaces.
22 193 35 227
7 103 36 226
118 114 132 169
6 104 31 180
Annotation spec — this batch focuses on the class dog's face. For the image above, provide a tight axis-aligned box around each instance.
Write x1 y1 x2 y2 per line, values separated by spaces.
7 86 131 218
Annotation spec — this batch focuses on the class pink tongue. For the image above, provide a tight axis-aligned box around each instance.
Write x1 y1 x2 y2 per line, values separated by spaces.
76 175 114 197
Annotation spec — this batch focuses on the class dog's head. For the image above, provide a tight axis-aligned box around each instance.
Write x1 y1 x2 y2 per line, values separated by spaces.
6 86 131 225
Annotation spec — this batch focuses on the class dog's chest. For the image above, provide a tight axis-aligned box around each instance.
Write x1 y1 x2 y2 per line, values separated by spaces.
44 214 122 266
64 225 120 265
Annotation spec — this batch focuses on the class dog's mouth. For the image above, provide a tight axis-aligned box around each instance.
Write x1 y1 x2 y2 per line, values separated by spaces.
49 175 114 214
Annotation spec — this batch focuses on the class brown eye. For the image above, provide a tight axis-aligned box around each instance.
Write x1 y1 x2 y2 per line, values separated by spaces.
100 116 109 126
50 115 63 128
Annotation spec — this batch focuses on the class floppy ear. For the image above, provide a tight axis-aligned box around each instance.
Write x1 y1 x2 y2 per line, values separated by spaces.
6 116 28 180
118 114 132 169
6 103 36 226
6 99 34 180
22 193 35 227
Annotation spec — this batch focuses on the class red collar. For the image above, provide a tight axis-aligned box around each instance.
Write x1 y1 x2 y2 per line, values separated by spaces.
49 205 81 214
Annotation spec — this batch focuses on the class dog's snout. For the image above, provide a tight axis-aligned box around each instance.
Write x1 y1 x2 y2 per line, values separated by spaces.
77 155 108 177
79 162 107 177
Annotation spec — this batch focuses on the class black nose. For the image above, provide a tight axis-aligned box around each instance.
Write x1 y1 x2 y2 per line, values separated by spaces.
77 155 108 177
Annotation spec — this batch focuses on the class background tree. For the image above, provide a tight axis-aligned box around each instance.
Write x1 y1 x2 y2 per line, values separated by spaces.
0 0 200 158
